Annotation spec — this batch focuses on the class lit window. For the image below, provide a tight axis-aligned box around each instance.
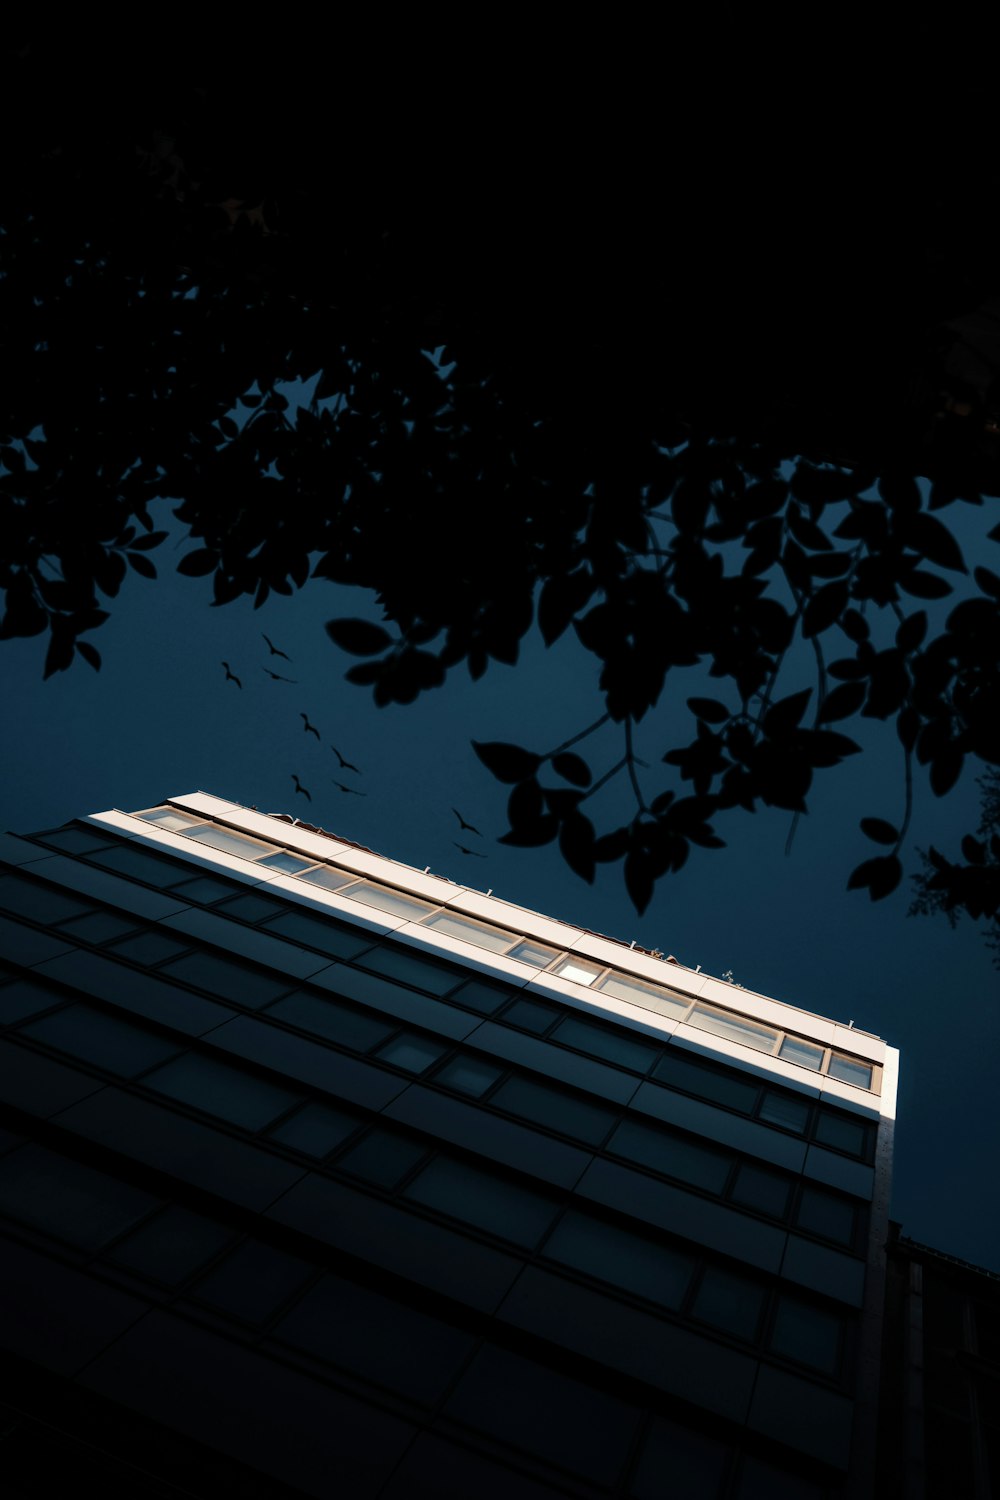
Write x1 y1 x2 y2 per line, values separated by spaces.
508 939 560 966
595 972 690 1020
256 850 315 874
551 955 604 985
339 881 434 921
422 911 513 953
185 825 277 860
687 1005 778 1054
136 807 205 831
779 1036 824 1071
827 1054 873 1089
297 865 357 892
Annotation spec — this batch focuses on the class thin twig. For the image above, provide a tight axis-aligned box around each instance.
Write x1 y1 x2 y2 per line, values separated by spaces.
624 720 650 814
550 713 611 756
579 756 628 803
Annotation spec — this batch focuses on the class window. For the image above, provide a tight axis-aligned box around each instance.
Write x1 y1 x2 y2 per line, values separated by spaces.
21 1004 183 1078
814 1109 870 1157
795 1186 856 1247
144 1052 300 1131
185 825 278 860
269 1102 361 1158
339 882 434 921
828 1053 873 1089
552 955 604 985
608 1120 732 1194
337 1129 429 1189
554 1014 660 1072
267 991 396 1052
490 1076 617 1146
503 997 560 1034
779 1036 824 1071
595 971 690 1020
731 1163 791 1219
691 1266 766 1342
653 1050 759 1113
687 1004 778 1054
373 1032 449 1074
508 939 559 966
758 1090 811 1134
404 1157 558 1248
161 952 294 1010
543 1211 695 1310
298 865 357 892
769 1296 843 1374
136 807 205 831
256 850 315 873
433 1055 504 1097
423 910 514 953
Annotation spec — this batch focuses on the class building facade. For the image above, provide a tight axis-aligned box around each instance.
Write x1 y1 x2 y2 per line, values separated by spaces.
0 792 898 1498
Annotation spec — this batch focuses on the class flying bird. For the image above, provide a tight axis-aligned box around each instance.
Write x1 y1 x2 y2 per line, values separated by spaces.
262 633 291 661
452 808 482 836
454 842 487 858
262 668 298 683
221 661 242 688
300 713 320 739
332 780 366 797
291 774 312 801
331 745 362 774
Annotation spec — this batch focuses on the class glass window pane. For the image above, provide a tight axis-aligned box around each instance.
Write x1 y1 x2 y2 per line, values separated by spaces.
758 1090 811 1133
169 875 241 904
215 892 289 924
110 931 189 966
814 1109 869 1157
508 939 559 966
263 908 371 958
144 1052 299 1132
597 972 690 1019
269 1102 361 1158
552 956 603 985
691 1266 766 1342
490 1076 617 1146
357 944 463 995
108 1205 235 1283
374 1033 449 1075
21 1004 184 1077
653 1051 759 1113
136 808 204 831
297 865 358 892
433 1055 504 1098
38 827 116 853
449 977 512 1014
631 1415 729 1500
267 992 396 1052
404 1157 557 1248
827 1054 873 1089
0 876 95 925
502 998 559 1035
191 1239 314 1324
422 911 513 953
161 952 293 1010
57 910 138 944
185 825 276 859
1 980 65 1026
554 1015 659 1072
687 1005 778 1053
88 845 191 884
336 1129 428 1189
779 1036 824 1071
608 1120 732 1194
543 1210 694 1310
0 1145 159 1251
257 850 315 873
795 1187 856 1247
339 882 434 921
769 1296 843 1374
731 1163 792 1219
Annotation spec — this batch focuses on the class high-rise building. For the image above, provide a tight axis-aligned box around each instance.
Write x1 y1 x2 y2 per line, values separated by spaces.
0 792 897 1498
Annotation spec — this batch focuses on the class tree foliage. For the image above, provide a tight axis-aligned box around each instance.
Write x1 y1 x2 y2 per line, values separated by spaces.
2 31 1000 924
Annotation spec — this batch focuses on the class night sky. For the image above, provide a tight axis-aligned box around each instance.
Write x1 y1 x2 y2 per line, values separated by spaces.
1 499 997 1269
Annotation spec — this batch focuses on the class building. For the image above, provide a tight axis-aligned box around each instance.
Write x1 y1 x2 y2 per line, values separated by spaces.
0 791 898 1498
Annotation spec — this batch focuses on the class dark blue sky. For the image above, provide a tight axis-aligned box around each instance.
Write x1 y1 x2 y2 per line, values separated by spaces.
1 502 997 1268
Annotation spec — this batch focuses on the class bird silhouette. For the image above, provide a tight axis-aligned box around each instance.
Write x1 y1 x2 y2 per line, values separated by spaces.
332 780 366 797
291 774 312 801
331 745 362 774
454 842 487 858
300 713 320 739
262 633 291 661
263 667 298 683
452 808 482 836
221 661 242 689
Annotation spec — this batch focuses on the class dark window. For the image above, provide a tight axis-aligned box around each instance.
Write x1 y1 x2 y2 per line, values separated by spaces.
758 1090 811 1134
336 1129 429 1189
731 1163 792 1219
108 1205 236 1283
404 1157 558 1248
358 945 463 996
267 991 396 1051
161 951 293 1010
191 1238 314 1323
0 875 93 925
87 845 191 884
215 892 289 924
0 980 65 1026
608 1119 732 1194
768 1296 843 1374
374 1032 449 1075
691 1266 766 1342
109 931 189 966
630 1416 729 1500
57 910 138 944
795 1186 856 1247
169 874 242 904
448 977 512 1014
554 1014 660 1072
0 1145 159 1251
36 826 117 854
543 1210 695 1310
21 1004 184 1078
653 1051 759 1113
433 1055 504 1098
503 997 560 1035
144 1052 300 1131
263 908 372 958
813 1109 870 1158
490 1075 617 1146
269 1102 361 1158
